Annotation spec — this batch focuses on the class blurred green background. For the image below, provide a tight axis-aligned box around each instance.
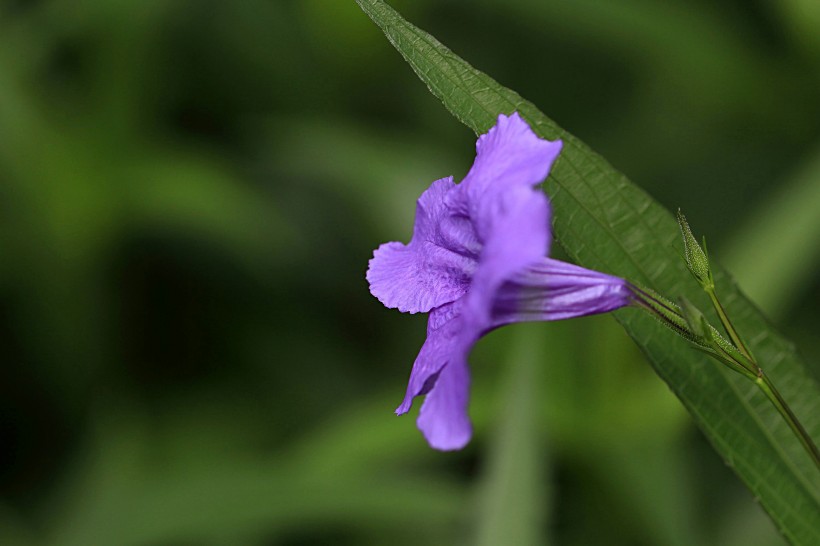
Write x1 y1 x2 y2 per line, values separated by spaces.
1 1 819 545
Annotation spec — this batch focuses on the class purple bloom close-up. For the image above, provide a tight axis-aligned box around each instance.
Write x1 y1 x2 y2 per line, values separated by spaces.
367 113 632 451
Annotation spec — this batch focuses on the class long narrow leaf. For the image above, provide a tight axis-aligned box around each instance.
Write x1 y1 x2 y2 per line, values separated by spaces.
355 1 820 544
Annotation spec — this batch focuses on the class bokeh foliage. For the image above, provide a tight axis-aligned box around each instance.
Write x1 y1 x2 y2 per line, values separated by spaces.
1 1 818 545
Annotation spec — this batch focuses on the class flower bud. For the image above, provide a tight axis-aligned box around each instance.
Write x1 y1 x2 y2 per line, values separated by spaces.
676 210 713 290
678 297 711 342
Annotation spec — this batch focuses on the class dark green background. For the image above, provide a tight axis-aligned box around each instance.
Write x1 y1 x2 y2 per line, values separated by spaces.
1 1 818 544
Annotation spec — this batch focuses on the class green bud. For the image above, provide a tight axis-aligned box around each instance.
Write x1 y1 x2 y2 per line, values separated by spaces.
676 209 713 290
677 297 760 379
678 297 711 342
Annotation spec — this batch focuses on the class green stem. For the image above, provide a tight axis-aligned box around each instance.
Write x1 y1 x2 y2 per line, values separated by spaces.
755 372 820 471
706 288 753 360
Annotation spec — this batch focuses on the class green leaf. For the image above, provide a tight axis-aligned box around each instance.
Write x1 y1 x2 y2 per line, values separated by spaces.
355 1 820 544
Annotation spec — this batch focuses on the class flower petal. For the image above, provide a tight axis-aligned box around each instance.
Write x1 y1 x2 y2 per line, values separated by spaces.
395 302 463 415
455 112 563 242
395 300 478 450
416 357 472 451
465 183 551 326
367 177 476 314
444 113 563 325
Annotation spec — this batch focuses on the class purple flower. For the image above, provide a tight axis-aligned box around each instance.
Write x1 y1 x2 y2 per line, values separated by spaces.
367 113 631 450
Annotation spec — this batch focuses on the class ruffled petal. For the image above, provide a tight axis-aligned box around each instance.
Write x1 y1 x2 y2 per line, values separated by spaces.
491 257 632 324
456 112 563 242
465 183 551 326
394 300 476 451
416 357 472 450
395 302 464 414
441 113 563 325
367 177 476 314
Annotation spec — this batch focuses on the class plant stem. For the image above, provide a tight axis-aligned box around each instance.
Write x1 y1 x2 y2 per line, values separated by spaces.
631 284 820 470
755 372 820 471
706 288 753 360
